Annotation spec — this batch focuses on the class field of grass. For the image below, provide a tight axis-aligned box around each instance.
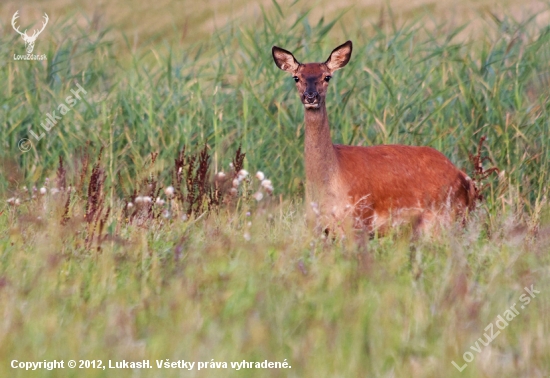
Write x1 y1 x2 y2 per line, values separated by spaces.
1 0 550 377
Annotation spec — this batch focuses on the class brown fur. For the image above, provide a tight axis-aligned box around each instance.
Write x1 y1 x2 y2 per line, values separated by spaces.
273 41 475 233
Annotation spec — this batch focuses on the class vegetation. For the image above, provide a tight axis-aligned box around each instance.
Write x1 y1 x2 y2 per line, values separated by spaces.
1 1 549 377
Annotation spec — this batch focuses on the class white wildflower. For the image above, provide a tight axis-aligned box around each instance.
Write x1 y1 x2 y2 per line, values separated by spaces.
39 187 47 195
216 172 226 180
244 232 251 241
127 202 134 208
238 169 248 180
165 186 175 198
255 171 265 181
135 196 144 204
155 197 165 206
232 178 240 188
252 192 263 201
230 188 238 196
182 214 188 221
50 188 60 195
143 196 152 204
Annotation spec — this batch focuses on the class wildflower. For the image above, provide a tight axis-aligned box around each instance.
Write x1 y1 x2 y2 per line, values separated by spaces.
143 196 152 204
238 169 248 180
216 172 226 180
244 232 251 241
230 188 238 196
252 192 263 201
50 188 60 195
182 214 188 221
255 171 265 181
232 178 240 188
135 196 144 204
165 186 175 198
7 197 16 205
246 212 251 217
39 187 47 195
229 162 234 169
155 197 165 206
261 179 273 193
127 202 134 208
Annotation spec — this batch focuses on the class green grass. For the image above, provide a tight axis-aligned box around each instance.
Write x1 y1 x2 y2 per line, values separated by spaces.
1 2 550 377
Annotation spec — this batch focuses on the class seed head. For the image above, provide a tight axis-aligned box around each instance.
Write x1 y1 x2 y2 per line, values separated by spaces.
252 192 263 201
255 171 265 181
165 186 175 198
127 202 134 208
238 169 248 180
39 187 47 195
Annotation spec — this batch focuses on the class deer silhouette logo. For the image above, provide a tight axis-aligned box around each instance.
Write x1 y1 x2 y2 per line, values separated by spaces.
11 11 49 54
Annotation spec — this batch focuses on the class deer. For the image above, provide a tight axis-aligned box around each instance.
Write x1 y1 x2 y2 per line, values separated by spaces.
11 11 49 54
272 41 476 234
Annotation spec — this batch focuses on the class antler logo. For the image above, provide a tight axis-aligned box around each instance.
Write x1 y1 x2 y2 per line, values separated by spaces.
12 11 49 54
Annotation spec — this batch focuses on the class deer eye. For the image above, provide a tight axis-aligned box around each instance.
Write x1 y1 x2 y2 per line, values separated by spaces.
293 76 299 83
324 76 332 82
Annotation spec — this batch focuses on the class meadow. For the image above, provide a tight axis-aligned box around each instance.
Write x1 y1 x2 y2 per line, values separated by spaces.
1 0 550 377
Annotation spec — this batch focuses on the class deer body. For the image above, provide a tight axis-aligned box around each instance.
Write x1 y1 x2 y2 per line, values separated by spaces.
273 41 475 232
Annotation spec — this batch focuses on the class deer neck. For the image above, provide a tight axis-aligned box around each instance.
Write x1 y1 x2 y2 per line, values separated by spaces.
304 104 339 201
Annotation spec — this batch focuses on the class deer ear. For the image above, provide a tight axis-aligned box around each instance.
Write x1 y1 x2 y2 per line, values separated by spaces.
325 40 352 72
272 46 300 73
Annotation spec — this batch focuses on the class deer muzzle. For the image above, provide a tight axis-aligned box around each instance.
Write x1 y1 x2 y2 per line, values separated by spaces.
303 91 319 106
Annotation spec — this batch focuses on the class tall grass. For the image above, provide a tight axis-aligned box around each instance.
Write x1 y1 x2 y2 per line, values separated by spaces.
1 3 549 378
2 6 550 210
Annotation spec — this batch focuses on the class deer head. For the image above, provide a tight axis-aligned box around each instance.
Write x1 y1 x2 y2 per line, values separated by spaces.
12 11 49 54
272 41 352 109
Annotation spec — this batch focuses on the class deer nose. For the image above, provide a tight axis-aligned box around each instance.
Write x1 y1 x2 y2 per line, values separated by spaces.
303 91 319 103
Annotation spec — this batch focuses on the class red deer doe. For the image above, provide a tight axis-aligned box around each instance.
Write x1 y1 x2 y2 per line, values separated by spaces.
272 41 476 234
